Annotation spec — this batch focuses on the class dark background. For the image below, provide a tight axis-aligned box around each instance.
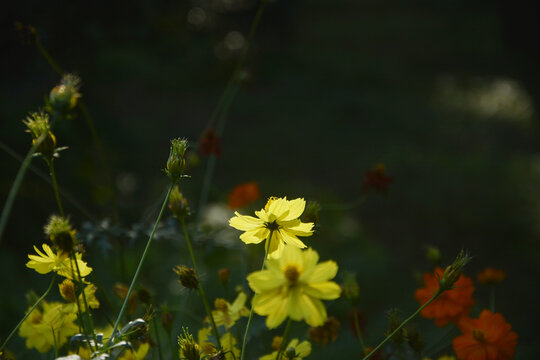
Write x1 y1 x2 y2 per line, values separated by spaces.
1 0 540 358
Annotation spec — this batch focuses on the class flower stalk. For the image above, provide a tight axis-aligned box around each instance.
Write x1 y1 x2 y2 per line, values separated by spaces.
275 318 292 360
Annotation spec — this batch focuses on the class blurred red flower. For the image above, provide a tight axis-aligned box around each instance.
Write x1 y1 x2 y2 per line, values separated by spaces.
453 310 517 360
415 267 475 326
227 182 260 209
363 163 393 194
477 267 506 285
199 128 221 156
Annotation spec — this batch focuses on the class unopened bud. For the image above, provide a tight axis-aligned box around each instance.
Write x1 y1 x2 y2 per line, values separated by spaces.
218 268 230 283
439 250 472 291
168 186 190 218
341 272 360 301
23 112 57 159
173 265 199 290
44 215 76 254
59 279 77 303
301 201 320 226
425 245 441 264
49 74 81 112
178 328 200 360
165 138 188 181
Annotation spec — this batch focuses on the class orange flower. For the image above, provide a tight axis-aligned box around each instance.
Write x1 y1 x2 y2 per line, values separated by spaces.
227 182 260 209
415 267 475 326
453 310 517 360
477 268 506 285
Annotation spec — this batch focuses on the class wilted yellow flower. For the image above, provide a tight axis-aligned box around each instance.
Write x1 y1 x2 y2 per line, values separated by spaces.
26 244 92 280
19 301 79 353
212 292 249 329
247 246 341 328
229 197 314 259
259 339 311 360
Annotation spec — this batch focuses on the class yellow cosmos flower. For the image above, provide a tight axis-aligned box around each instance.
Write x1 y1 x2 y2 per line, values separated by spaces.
229 197 314 259
259 339 311 360
26 243 92 280
19 301 79 353
212 292 249 329
247 246 341 329
198 327 240 360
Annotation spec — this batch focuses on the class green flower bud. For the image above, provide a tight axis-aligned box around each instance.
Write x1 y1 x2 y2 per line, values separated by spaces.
425 245 441 264
341 272 360 301
49 74 81 112
168 186 190 219
23 112 57 159
439 250 472 291
165 138 188 181
178 328 200 360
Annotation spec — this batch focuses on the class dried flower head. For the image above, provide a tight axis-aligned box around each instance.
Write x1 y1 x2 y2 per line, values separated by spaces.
308 316 340 346
174 265 199 290
44 215 76 254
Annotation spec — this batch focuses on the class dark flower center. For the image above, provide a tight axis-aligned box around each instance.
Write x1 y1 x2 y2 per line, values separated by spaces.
284 265 300 283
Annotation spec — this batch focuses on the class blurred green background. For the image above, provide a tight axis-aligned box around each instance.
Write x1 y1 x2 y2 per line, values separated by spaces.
1 0 540 358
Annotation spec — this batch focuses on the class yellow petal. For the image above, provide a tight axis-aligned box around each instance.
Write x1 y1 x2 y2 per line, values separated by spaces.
281 198 306 221
240 227 268 244
267 233 285 259
281 220 314 237
286 288 304 321
278 229 307 249
301 260 338 283
279 246 303 270
264 295 288 329
229 213 265 231
248 270 285 292
299 295 326 327
304 282 341 300
295 341 312 357
268 197 290 221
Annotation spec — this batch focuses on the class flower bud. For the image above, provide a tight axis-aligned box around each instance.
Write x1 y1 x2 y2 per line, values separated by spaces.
165 138 188 181
178 328 201 360
44 215 76 254
425 245 441 265
49 74 81 112
218 268 230 284
168 186 190 218
59 279 77 303
341 272 360 301
271 336 283 351
439 250 472 291
23 112 57 159
173 265 199 290
301 201 320 227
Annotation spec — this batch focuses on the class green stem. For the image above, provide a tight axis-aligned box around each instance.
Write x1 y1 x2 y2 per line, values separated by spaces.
240 230 273 360
153 317 163 360
72 251 99 349
275 318 293 360
51 326 59 358
180 218 222 349
352 307 366 352
0 274 56 352
0 116 58 245
106 183 175 347
47 158 64 217
69 253 95 352
362 288 443 360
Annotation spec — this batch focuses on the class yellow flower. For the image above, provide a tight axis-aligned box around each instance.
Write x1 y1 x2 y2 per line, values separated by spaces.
19 301 79 353
26 243 92 280
212 292 249 329
259 339 311 360
229 197 314 259
247 246 341 329
59 279 100 313
198 327 240 360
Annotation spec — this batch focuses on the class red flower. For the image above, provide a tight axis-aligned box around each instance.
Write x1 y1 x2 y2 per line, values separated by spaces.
453 310 517 360
227 182 260 209
199 128 221 156
476 268 506 285
363 163 393 194
415 267 475 326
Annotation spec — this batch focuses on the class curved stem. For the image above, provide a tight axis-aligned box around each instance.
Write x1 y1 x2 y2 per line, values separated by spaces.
352 307 366 352
240 230 273 360
0 274 56 352
106 182 175 347
180 218 222 350
275 318 292 360
362 288 443 360
0 115 58 245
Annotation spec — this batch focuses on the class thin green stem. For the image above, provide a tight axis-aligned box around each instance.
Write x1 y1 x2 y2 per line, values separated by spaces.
153 317 163 360
70 253 95 352
0 274 56 352
47 158 64 217
240 230 273 360
362 288 443 360
107 183 175 347
352 307 366 352
35 37 63 76
0 115 58 245
180 218 222 349
72 251 99 349
275 318 293 360
51 325 59 358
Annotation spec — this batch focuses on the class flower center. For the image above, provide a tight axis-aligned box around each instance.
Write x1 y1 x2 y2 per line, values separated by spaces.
266 221 280 231
214 298 229 312
284 265 300 283
472 329 486 343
